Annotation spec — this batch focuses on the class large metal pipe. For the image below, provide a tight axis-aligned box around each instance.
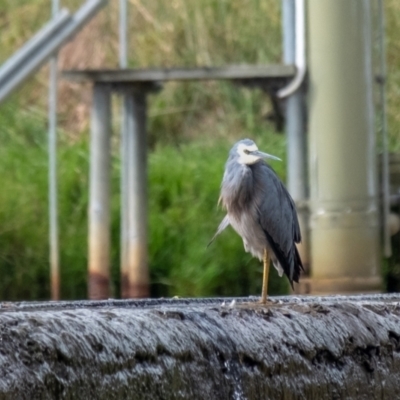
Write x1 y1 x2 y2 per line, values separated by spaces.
281 0 309 275
308 0 381 293
88 83 112 299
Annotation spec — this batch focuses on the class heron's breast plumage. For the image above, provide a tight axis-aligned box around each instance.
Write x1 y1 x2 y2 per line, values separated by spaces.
220 163 269 261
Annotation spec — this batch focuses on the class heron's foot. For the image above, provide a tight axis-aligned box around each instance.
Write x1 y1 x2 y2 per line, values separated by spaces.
258 296 268 305
258 295 275 305
233 299 274 309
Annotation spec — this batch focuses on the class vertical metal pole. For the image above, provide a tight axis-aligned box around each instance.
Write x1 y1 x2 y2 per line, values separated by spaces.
119 0 128 69
282 0 295 64
121 90 149 298
88 83 112 299
119 0 133 297
378 0 392 257
120 93 129 296
49 0 60 300
308 0 381 294
282 0 309 277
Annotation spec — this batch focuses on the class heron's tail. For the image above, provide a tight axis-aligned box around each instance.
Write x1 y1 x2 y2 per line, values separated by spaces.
292 245 304 284
207 215 230 248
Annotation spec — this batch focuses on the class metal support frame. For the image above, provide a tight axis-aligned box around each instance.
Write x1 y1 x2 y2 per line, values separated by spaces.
65 68 289 301
121 88 150 298
281 0 309 277
88 83 112 300
88 79 152 300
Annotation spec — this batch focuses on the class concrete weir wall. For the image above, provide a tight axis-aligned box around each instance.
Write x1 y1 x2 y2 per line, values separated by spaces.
1 295 400 399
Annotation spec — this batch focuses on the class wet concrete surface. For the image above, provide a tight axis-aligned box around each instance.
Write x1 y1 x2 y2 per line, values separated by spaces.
0 294 400 399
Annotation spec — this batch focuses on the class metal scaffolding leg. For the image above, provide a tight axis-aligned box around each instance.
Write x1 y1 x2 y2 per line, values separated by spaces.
88 83 112 300
121 89 149 298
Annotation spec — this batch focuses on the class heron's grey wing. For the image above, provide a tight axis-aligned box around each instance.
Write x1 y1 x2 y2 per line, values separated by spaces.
254 163 303 282
207 215 230 247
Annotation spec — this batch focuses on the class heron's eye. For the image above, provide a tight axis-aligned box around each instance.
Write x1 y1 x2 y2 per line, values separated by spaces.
244 149 250 155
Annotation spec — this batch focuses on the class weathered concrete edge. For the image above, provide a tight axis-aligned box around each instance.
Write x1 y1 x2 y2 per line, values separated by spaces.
3 293 400 312
0 294 400 399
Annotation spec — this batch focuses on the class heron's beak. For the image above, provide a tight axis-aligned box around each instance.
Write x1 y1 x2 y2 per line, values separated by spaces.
254 150 282 162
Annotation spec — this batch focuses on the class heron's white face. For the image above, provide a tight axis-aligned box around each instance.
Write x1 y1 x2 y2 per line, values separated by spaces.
237 143 260 165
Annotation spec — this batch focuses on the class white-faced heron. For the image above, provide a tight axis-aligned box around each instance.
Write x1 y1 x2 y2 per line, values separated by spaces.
210 138 303 303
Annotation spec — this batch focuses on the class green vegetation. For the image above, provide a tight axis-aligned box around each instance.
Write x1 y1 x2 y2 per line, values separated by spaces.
1 0 400 299
0 92 288 300
0 0 286 300
0 108 288 300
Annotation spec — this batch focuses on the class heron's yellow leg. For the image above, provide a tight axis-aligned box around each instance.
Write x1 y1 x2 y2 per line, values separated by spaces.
260 248 270 304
